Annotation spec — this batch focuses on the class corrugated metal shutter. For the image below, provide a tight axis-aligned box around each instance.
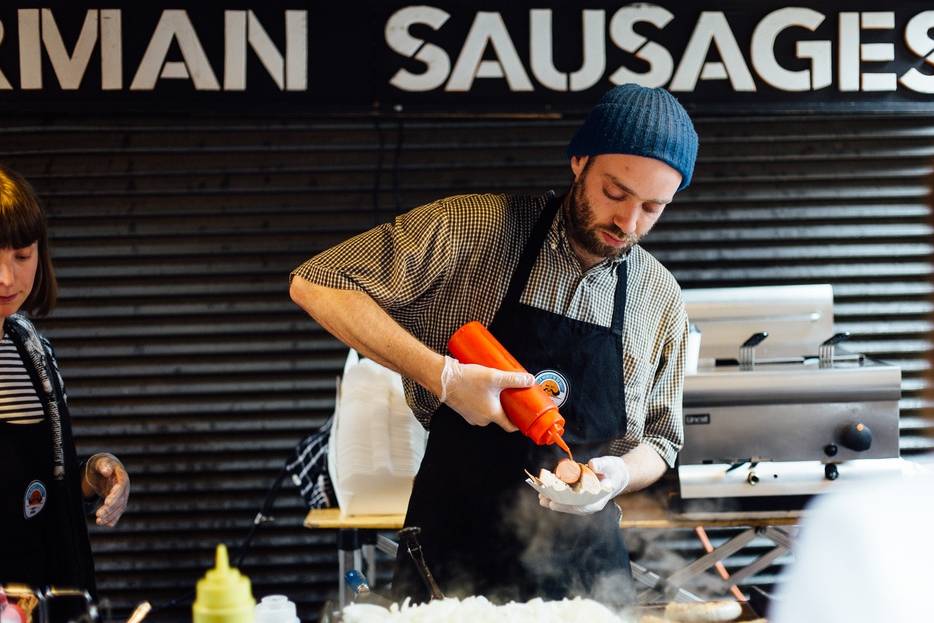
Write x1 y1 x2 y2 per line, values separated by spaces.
1 111 930 620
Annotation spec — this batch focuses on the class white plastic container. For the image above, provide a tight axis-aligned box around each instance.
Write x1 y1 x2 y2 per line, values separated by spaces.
254 595 300 623
329 350 427 516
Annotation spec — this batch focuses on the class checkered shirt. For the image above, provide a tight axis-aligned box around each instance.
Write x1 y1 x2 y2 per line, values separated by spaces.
291 192 687 467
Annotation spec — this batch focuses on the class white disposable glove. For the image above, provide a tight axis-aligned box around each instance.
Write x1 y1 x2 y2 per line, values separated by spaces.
539 455 630 515
438 355 535 432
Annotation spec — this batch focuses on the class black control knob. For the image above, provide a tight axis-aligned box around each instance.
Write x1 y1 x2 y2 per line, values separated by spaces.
840 422 872 452
824 444 838 457
824 463 839 480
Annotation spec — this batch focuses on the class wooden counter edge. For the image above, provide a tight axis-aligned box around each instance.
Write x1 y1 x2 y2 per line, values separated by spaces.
304 504 803 531
304 508 405 530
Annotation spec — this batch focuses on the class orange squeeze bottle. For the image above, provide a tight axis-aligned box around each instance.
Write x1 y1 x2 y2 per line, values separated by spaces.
447 321 572 458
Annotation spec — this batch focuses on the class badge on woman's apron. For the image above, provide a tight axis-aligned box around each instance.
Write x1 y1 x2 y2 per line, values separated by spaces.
24 480 47 518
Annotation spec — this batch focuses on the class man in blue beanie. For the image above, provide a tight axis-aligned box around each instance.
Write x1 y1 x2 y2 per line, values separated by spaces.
290 84 698 605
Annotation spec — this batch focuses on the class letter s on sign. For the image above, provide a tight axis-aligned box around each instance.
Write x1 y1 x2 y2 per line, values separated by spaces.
609 5 675 89
386 6 451 92
900 11 934 94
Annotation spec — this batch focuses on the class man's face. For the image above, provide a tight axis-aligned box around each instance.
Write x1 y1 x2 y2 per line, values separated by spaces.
565 154 682 268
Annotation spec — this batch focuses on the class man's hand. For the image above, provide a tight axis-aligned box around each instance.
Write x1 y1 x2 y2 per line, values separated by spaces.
539 455 631 515
83 453 130 527
439 355 534 432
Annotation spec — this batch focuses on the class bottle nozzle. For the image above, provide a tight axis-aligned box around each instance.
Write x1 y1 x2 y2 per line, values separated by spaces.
215 543 230 572
551 424 573 460
193 543 255 623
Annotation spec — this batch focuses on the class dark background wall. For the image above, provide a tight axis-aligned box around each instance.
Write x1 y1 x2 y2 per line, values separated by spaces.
2 111 932 620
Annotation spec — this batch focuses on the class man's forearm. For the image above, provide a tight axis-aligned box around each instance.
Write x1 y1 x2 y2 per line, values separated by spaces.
621 443 669 492
289 276 445 396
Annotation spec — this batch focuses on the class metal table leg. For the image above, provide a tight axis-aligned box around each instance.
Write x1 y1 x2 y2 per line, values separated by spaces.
337 529 362 608
361 532 377 589
727 544 788 585
631 561 703 603
634 524 798 602
664 528 758 589
720 526 797 586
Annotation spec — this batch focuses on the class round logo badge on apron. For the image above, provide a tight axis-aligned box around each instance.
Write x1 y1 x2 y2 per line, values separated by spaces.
24 480 47 519
535 369 569 407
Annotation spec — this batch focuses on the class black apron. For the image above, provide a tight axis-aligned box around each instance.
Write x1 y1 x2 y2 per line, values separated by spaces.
393 195 633 605
0 323 96 596
0 417 64 584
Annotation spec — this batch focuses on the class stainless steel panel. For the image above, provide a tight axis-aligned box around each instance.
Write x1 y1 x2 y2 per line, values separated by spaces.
679 400 901 464
683 284 834 359
683 362 902 406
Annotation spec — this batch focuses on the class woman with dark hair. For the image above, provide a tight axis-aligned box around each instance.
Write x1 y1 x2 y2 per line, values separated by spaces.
0 165 129 593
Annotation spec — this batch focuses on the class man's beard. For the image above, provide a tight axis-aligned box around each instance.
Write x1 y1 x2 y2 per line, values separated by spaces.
565 175 641 261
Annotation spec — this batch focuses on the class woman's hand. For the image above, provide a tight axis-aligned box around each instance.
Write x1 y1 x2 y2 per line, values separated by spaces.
83 453 130 527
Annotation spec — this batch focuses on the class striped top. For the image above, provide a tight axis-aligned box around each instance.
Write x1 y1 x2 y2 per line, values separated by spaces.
0 332 44 425
292 192 687 467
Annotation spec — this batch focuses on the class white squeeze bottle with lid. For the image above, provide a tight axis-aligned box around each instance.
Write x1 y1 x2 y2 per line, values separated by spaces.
192 544 256 623
254 596 300 623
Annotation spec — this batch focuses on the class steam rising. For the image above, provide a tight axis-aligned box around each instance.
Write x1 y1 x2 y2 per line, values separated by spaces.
504 490 635 612
398 475 748 612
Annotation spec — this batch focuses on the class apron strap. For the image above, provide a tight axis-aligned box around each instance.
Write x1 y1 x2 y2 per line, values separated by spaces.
610 259 627 337
500 192 560 308
502 192 630 337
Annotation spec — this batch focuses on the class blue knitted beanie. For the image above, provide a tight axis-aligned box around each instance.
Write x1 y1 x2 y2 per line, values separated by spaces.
567 84 698 191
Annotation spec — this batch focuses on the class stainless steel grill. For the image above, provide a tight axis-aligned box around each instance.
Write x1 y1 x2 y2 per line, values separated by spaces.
679 284 904 502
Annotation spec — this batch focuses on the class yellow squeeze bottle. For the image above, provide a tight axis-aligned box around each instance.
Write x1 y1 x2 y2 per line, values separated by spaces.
193 544 256 623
